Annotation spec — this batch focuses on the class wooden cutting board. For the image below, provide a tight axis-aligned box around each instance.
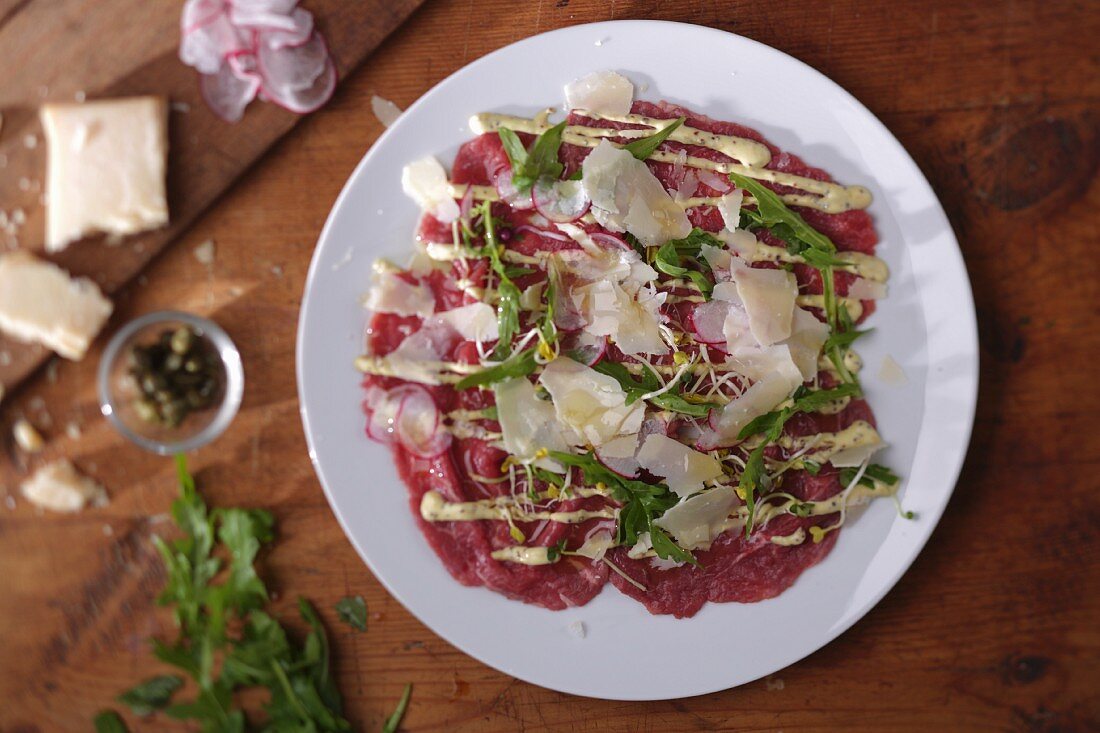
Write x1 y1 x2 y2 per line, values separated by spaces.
0 0 425 394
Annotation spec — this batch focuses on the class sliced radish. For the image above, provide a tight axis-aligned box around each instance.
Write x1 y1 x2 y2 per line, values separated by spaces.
228 0 302 32
596 435 641 478
393 385 452 458
514 224 571 243
182 0 225 34
587 231 632 251
256 7 314 49
688 300 729 345
493 171 535 211
257 34 336 114
200 61 261 122
181 13 245 74
531 177 591 223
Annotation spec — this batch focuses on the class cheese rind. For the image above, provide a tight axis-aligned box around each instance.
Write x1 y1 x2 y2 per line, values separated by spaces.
41 97 169 252
20 459 107 513
0 253 113 360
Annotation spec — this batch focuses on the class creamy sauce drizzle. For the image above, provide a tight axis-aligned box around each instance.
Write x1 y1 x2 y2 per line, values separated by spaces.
469 112 872 213
420 490 617 524
490 546 558 565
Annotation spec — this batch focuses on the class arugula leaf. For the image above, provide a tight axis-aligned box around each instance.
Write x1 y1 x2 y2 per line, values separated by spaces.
117 675 183 717
651 229 722 299
479 202 521 360
823 326 870 353
454 346 538 390
547 450 696 565
334 595 368 633
729 173 834 253
738 444 767 536
498 122 567 194
592 360 718 417
661 227 724 256
622 117 685 160
802 460 822 476
839 464 900 488
502 265 536 279
94 711 130 733
737 384 861 442
382 683 413 733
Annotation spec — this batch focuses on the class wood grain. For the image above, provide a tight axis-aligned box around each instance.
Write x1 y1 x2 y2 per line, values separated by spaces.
0 0 425 392
2 0 1099 731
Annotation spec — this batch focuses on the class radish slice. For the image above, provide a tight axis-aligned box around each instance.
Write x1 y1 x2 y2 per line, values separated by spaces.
493 171 534 211
531 177 591 223
596 435 641 478
181 13 245 74
257 33 336 114
688 300 729 344
256 7 314 49
392 385 451 458
514 224 571 243
588 232 632 251
182 0 225 34
200 61 261 122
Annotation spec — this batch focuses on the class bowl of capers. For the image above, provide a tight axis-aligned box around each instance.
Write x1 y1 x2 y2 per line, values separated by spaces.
98 311 244 454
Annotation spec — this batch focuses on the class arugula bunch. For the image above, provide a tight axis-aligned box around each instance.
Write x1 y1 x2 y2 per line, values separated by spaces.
97 457 410 733
651 227 723 299
734 384 861 536
729 172 862 385
546 451 696 565
593 360 719 418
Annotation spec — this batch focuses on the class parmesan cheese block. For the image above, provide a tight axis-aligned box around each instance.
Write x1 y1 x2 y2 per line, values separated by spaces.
21 459 107 513
41 97 168 252
581 140 691 246
636 433 723 498
0 253 113 360
564 70 634 116
538 357 645 447
654 485 737 549
401 156 460 223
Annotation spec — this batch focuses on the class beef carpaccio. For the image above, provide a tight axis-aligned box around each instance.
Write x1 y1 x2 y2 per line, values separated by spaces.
356 71 902 618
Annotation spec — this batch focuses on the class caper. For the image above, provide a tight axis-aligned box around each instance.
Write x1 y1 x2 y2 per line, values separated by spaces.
165 353 184 372
170 327 194 355
163 400 187 426
184 357 202 373
134 399 159 423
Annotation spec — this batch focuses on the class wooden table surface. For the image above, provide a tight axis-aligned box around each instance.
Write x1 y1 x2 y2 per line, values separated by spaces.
2 1 1098 730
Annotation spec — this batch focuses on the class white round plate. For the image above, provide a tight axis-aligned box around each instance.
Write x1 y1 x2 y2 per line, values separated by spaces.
297 20 978 700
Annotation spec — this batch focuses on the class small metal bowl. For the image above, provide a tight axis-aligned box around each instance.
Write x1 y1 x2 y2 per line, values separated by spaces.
98 311 244 454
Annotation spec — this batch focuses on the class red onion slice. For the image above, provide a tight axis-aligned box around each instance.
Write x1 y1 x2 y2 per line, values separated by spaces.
531 177 591 223
587 231 632 251
514 224 571 243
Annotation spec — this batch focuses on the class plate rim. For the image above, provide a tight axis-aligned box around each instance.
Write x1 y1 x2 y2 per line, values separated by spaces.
296 18 979 700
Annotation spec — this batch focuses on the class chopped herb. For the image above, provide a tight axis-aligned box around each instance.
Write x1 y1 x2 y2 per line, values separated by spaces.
802 460 822 476
545 538 569 562
334 596 368 633
547 450 696 565
94 711 130 733
789 501 814 517
454 346 538 390
498 121 567 194
118 675 184 717
592 360 719 417
622 117 685 160
382 683 413 733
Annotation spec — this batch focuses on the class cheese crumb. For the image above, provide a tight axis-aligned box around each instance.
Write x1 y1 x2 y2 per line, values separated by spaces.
41 96 169 251
878 354 908 386
370 95 403 127
194 239 216 265
20 459 107 513
567 620 587 639
23 133 38 149
13 418 45 452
